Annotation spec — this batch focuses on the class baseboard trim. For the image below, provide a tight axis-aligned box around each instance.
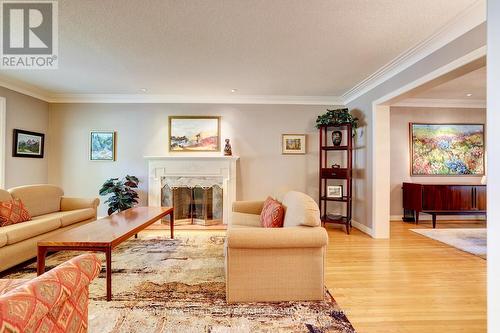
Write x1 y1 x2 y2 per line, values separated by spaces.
390 214 486 221
351 219 373 237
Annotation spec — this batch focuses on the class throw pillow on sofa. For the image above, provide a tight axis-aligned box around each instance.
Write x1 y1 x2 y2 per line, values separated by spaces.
260 197 284 228
282 191 321 227
0 199 32 227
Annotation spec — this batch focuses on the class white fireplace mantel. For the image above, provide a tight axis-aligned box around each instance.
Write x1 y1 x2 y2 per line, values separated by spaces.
145 155 239 225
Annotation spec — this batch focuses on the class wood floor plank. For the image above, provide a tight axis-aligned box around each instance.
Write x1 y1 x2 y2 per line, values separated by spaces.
324 220 486 333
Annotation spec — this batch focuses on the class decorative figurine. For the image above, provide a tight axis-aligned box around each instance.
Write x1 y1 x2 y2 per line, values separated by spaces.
224 139 232 156
332 130 343 146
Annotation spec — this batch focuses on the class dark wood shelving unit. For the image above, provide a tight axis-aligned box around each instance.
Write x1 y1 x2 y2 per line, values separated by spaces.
319 123 353 234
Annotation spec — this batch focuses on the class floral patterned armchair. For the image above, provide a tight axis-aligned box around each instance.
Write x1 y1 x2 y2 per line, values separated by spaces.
0 254 101 333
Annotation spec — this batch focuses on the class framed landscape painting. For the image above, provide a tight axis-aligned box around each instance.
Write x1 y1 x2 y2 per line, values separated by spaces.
410 123 485 176
13 129 45 158
90 131 116 161
282 134 306 155
169 116 220 152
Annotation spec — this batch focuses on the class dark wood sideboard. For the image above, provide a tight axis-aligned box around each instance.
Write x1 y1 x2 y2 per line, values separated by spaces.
402 182 486 228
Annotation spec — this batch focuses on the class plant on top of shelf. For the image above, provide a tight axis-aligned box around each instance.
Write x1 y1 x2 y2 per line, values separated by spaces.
99 175 140 215
315 108 359 135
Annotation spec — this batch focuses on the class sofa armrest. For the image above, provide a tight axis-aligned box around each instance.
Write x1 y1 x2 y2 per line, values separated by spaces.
0 254 101 332
227 226 328 249
232 200 265 215
61 197 100 211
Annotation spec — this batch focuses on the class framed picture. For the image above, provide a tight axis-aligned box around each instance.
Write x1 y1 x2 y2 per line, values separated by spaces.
410 123 485 176
327 185 343 198
282 134 306 155
169 116 221 152
13 129 45 158
90 131 116 161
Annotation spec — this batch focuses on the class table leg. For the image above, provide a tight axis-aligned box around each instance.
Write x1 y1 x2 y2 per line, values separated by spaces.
170 210 174 239
432 214 437 229
37 246 47 276
105 247 112 301
415 211 420 225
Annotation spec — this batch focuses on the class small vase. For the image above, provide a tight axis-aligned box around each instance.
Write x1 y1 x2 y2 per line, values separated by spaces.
331 131 342 146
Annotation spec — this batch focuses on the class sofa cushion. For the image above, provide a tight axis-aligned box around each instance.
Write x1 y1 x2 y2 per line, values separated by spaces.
0 189 12 202
282 191 321 227
0 215 61 245
260 197 284 228
9 184 63 217
59 208 95 227
0 233 6 248
0 198 32 227
232 212 261 228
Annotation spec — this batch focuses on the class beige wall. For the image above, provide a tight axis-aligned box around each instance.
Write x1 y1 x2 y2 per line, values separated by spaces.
48 103 324 217
0 87 49 189
389 106 486 217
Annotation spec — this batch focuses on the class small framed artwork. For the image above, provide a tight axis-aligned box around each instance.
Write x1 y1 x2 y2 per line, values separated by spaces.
169 116 221 152
13 129 45 158
90 131 116 161
327 185 343 198
410 123 485 176
282 134 306 155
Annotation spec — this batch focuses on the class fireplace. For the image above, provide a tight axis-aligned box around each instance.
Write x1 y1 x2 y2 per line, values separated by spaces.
161 176 223 226
146 155 239 225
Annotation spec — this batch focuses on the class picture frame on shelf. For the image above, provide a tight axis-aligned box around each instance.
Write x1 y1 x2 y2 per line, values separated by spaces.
12 129 45 158
327 185 343 198
90 130 116 161
169 116 221 152
282 134 306 155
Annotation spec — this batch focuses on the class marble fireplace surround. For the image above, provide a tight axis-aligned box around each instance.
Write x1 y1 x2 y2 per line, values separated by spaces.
145 156 239 225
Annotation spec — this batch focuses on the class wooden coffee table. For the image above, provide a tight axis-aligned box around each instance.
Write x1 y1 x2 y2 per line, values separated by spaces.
37 206 174 301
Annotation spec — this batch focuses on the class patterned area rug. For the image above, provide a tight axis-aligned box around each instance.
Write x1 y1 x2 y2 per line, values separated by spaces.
411 228 486 259
3 231 355 332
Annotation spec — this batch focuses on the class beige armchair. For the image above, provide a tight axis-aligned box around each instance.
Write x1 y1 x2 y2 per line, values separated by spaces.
225 191 328 303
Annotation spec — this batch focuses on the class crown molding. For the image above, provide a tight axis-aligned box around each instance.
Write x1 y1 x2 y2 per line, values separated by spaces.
342 0 486 105
46 93 343 105
0 78 51 101
392 98 486 108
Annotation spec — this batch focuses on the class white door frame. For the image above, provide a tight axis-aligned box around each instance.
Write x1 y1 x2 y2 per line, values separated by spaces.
369 46 486 239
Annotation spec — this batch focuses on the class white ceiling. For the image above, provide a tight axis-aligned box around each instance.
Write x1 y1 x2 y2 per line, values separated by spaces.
0 0 480 99
411 66 486 100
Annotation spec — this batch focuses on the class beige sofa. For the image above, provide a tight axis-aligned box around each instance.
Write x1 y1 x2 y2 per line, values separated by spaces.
0 184 99 272
225 191 328 303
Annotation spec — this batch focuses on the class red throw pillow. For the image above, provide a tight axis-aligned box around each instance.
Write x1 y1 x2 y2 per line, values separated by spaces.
260 197 284 228
0 199 32 227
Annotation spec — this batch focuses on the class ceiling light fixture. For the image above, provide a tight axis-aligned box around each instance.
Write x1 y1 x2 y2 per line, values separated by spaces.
140 88 147 93
231 89 238 93
466 93 473 97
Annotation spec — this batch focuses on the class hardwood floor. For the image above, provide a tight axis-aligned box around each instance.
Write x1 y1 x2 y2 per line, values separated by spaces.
324 220 486 333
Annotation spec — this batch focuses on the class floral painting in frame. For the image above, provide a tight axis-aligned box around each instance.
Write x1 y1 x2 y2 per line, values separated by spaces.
90 131 116 161
410 123 485 176
169 116 220 152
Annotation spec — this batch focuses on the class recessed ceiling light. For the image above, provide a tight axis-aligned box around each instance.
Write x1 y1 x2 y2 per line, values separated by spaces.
231 89 238 93
466 93 473 97
140 88 147 93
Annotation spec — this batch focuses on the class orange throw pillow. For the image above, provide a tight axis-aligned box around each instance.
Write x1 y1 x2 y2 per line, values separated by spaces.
260 197 284 228
0 199 31 227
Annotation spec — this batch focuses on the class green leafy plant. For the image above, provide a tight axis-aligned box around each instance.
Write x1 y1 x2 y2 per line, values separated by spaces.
99 175 140 215
315 108 359 135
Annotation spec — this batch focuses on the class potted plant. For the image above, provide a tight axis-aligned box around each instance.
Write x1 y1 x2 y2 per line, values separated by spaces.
316 108 359 145
99 175 140 215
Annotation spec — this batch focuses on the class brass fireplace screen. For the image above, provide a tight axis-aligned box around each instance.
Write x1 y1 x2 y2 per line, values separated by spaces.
162 183 223 226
